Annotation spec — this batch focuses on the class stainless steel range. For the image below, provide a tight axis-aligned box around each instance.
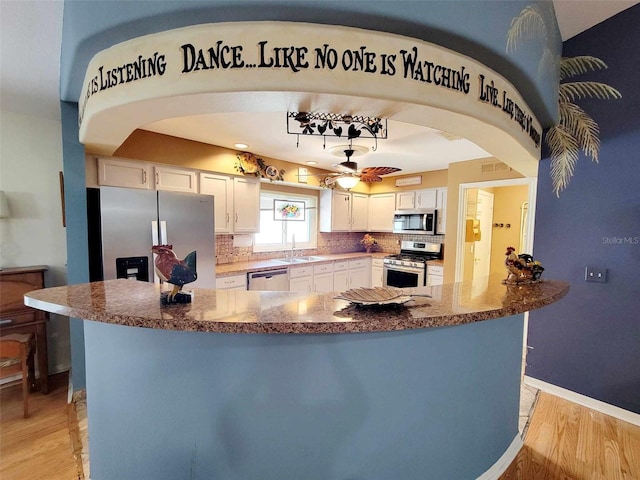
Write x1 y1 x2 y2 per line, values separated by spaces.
383 241 443 288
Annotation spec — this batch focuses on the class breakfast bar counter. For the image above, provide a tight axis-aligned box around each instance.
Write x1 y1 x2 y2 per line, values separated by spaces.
25 278 568 480
24 277 567 334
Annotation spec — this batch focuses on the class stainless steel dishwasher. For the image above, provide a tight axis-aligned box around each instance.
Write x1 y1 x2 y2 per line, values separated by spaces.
248 269 289 291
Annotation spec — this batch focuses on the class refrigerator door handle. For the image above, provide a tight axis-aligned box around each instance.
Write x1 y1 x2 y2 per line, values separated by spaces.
151 221 160 285
159 220 168 245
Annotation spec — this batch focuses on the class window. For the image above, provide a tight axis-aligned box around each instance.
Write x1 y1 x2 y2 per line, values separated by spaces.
253 190 317 251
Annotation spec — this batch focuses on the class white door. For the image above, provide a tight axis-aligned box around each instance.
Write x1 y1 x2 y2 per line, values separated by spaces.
472 190 494 290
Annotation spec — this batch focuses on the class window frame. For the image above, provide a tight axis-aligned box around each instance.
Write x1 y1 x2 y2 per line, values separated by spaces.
253 190 318 252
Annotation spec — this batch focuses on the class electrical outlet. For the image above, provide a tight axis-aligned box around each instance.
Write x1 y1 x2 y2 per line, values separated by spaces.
585 266 607 283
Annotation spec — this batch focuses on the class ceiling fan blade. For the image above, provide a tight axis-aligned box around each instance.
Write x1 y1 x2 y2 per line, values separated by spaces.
360 166 402 176
323 175 342 185
358 173 383 182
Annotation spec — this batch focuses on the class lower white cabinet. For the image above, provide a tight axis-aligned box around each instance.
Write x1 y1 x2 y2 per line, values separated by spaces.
289 265 314 292
427 265 444 286
333 258 371 291
215 274 247 291
371 258 384 288
313 263 334 292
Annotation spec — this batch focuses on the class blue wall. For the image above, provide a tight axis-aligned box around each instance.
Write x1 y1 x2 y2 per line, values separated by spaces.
84 315 523 480
527 5 640 413
61 101 87 389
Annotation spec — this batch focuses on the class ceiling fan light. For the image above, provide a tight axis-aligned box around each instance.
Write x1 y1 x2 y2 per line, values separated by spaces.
336 175 360 189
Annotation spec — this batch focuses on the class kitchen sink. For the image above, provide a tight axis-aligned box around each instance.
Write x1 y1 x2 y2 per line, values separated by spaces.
272 255 326 264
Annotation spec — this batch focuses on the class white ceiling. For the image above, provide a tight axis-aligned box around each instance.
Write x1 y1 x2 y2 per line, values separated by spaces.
1 0 637 174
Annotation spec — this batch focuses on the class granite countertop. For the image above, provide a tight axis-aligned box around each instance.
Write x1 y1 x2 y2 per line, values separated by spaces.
25 276 568 334
216 251 391 277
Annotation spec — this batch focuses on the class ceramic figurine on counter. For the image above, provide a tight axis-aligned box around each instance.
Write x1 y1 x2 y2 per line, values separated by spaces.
152 244 197 305
503 246 544 284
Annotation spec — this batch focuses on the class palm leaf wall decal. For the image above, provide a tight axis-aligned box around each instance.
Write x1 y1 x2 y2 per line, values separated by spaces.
547 125 579 195
549 57 621 195
506 8 621 196
506 4 548 53
560 56 607 80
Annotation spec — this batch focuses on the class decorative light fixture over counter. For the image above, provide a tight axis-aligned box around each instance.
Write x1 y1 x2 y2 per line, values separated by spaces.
287 112 387 150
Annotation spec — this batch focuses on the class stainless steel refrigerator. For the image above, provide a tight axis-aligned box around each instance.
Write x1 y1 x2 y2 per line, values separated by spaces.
97 186 215 288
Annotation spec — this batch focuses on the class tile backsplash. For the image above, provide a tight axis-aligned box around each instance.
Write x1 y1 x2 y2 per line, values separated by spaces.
215 232 444 264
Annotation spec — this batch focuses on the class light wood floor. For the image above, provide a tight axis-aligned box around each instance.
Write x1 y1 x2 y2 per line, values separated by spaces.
1 374 639 480
0 373 82 480
501 391 640 479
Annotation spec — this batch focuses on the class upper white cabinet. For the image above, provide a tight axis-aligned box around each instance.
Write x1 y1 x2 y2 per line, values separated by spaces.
396 188 437 210
395 191 415 210
319 190 369 232
97 157 196 194
232 177 260 233
97 157 152 190
367 193 396 232
350 193 369 231
200 174 260 234
200 173 234 233
436 188 447 234
154 166 198 193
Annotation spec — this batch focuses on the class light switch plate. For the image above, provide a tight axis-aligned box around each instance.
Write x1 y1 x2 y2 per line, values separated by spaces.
585 266 607 283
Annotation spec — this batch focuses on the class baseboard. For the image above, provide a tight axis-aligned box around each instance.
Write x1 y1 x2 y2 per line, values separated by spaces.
524 375 640 426
476 434 523 480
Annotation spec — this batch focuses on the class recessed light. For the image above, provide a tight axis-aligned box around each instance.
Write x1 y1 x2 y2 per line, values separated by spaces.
305 161 317 165
234 143 249 149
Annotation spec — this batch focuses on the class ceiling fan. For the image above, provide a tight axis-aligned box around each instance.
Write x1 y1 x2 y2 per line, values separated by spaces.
320 146 401 189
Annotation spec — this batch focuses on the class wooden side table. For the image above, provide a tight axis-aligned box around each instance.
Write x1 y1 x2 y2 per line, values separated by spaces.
0 266 49 394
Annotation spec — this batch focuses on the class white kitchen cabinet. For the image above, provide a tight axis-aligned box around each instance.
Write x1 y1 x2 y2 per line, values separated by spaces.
215 274 247 291
332 259 370 290
200 174 260 234
415 189 437 209
333 261 349 291
289 265 313 292
319 190 369 232
427 265 444 286
97 156 152 190
436 188 447 234
395 191 415 210
232 177 260 233
200 173 234 233
395 188 438 210
367 193 396 232
313 263 334 292
347 258 371 289
371 258 384 288
154 166 198 193
350 193 369 231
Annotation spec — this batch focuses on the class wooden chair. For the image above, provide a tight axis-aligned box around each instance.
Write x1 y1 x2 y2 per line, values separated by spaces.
0 333 35 418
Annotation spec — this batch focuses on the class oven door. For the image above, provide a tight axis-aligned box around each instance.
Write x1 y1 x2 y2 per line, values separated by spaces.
383 264 425 288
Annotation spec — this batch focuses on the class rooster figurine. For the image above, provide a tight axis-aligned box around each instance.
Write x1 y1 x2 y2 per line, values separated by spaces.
151 244 197 304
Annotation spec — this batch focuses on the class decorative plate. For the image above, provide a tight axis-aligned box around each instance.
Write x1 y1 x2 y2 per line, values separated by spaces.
265 165 279 179
335 287 412 305
239 153 258 173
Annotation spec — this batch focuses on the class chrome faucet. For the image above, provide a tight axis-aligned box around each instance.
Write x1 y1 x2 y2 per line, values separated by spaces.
291 234 296 258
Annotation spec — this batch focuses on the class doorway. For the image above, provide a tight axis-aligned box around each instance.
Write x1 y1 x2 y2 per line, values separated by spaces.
455 178 537 284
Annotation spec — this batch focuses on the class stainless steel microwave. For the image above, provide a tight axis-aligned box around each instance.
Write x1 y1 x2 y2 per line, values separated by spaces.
393 209 437 235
